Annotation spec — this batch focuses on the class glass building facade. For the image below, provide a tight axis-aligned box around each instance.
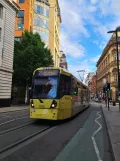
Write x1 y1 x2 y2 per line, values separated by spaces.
34 4 49 17
33 29 48 42
33 2 49 43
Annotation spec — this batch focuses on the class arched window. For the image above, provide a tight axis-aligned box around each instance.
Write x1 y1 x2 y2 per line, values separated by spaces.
114 52 117 61
112 68 118 82
112 50 117 61
114 74 117 82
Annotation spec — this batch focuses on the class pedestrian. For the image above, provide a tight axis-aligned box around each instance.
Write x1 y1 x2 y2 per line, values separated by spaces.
104 95 107 107
109 97 112 104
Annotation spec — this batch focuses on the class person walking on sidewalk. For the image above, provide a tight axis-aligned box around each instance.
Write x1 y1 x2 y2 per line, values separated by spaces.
104 95 107 107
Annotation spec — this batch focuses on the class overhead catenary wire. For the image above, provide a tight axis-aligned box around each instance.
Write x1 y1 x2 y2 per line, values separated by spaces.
25 0 83 65
25 0 90 82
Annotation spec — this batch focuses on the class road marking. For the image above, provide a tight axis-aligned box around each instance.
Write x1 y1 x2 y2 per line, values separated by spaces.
0 117 29 126
91 111 102 161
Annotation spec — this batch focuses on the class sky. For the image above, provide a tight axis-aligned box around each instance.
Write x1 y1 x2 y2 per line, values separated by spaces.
58 0 120 81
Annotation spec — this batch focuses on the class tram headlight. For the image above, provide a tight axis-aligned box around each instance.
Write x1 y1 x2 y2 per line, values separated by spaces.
31 103 34 108
31 100 34 108
50 100 57 108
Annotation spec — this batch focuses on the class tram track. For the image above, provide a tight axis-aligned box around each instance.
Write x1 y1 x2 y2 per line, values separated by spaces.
0 116 33 133
0 109 29 115
0 116 29 126
0 126 51 154
0 110 29 125
0 124 56 160
0 121 35 135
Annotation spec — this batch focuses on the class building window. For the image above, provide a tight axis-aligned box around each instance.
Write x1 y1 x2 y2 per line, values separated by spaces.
44 8 49 17
34 17 49 29
114 74 117 82
114 52 117 61
33 29 49 42
0 4 3 19
17 11 24 30
34 5 49 17
15 37 21 41
19 0 24 3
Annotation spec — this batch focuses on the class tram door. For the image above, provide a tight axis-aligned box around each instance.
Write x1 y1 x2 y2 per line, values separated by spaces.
72 79 81 115
59 75 72 119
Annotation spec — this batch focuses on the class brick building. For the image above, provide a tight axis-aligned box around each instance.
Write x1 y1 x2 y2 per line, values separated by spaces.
92 75 97 97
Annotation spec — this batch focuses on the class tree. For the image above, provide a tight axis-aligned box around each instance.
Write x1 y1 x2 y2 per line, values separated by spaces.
13 30 54 87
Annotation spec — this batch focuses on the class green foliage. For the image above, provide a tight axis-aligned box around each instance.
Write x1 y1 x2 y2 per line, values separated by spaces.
13 30 54 86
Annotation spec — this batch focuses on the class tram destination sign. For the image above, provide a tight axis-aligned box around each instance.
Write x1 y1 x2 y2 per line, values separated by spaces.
35 69 59 76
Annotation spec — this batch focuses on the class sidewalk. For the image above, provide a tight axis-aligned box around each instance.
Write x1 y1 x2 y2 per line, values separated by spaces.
0 105 29 113
102 103 120 161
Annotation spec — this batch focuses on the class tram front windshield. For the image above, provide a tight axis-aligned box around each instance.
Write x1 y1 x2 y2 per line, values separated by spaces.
32 76 58 99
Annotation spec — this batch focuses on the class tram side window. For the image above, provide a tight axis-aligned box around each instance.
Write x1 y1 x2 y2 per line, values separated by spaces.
59 75 71 97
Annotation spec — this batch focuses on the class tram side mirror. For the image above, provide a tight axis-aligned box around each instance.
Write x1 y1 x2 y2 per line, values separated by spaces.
73 87 78 95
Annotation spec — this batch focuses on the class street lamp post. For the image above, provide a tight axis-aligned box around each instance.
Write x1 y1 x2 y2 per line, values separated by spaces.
107 26 120 112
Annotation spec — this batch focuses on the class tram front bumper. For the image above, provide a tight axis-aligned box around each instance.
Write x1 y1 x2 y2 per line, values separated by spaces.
30 108 58 120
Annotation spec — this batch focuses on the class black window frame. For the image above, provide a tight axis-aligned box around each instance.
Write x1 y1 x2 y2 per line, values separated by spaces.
19 0 25 4
59 74 71 98
31 70 60 99
17 10 24 30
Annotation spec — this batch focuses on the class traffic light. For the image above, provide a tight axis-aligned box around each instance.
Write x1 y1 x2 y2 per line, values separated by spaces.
74 87 78 95
107 82 110 91
103 83 110 93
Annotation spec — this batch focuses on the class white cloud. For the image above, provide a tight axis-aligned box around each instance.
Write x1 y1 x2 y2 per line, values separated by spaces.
94 25 111 40
88 1 120 40
58 0 120 75
59 0 100 60
90 54 101 63
93 40 107 50
59 0 89 37
68 62 90 80
68 60 96 83
93 40 99 45
98 0 120 17
99 41 107 50
60 31 85 58
111 0 120 17
90 0 98 5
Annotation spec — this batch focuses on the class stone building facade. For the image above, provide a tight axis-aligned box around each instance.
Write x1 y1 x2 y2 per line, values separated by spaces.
59 51 68 70
96 32 120 101
0 0 19 107
92 75 97 97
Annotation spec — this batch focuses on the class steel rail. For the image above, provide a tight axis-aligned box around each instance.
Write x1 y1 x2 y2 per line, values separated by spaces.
0 121 35 135
0 126 52 154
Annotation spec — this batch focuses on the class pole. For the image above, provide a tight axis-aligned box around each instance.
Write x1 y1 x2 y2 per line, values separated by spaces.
107 92 109 110
116 30 120 112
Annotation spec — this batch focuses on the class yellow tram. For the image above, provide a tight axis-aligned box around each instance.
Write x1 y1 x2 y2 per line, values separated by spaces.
30 67 90 120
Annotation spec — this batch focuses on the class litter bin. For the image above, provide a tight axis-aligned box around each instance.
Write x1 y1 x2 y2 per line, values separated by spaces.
113 101 116 106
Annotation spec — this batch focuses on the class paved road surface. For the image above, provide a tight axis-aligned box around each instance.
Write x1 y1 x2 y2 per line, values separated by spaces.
0 103 113 161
